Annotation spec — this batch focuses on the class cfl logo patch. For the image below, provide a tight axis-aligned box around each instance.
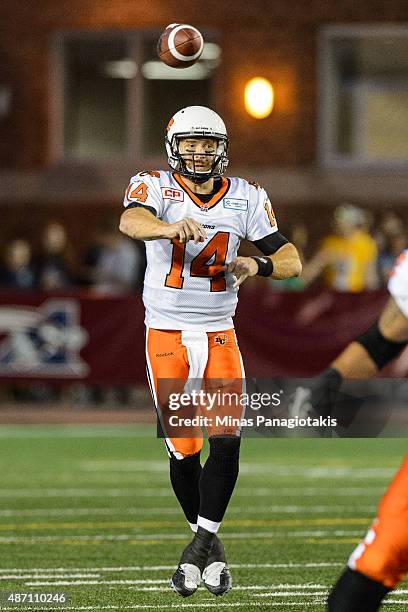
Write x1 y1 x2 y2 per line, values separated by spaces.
214 334 228 346
161 187 184 201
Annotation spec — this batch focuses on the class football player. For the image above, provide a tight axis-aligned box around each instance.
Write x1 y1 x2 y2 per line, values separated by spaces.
289 250 408 611
119 106 302 597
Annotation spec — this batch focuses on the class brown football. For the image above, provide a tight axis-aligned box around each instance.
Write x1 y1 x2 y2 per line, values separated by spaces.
157 23 204 68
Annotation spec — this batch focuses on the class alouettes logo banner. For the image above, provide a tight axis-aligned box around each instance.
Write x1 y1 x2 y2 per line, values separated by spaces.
0 299 89 377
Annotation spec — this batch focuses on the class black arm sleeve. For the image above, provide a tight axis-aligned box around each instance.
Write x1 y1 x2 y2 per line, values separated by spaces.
124 203 157 217
356 321 407 370
252 232 289 255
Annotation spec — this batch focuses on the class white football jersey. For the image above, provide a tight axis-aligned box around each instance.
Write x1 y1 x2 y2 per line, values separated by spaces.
388 249 408 319
123 170 278 330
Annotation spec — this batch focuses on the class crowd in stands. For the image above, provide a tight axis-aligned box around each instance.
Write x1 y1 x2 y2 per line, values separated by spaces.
0 206 405 407
0 220 145 295
0 207 406 294
273 205 406 291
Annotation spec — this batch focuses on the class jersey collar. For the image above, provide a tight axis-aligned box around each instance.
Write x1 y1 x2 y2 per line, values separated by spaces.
173 173 230 211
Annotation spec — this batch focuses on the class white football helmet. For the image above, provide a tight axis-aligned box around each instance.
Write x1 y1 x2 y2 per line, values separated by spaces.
165 106 229 183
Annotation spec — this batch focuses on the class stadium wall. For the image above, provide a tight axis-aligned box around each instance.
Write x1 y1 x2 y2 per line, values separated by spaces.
1 0 408 171
1 288 406 385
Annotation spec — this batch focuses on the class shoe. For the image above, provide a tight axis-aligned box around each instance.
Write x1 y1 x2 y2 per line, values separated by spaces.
171 562 201 597
202 535 232 596
171 527 214 597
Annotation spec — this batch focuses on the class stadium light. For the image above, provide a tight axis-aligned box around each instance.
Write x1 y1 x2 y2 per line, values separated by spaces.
244 77 274 119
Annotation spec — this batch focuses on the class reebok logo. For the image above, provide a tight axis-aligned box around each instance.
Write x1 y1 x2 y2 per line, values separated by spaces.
202 224 215 230
155 352 175 357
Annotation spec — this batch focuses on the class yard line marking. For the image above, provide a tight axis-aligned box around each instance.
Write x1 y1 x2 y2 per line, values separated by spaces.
25 581 331 588
255 591 328 597
26 579 171 586
127 585 331 594
234 487 384 497
224 518 369 526
0 573 100 580
26 579 173 586
0 486 385 498
304 538 360 545
0 531 363 545
0 520 180 531
0 489 153 498
7 603 408 611
0 517 370 530
230 504 376 514
0 504 376 518
254 589 328 597
79 530 364 537
0 601 328 610
0 562 343 573
79 461 394 479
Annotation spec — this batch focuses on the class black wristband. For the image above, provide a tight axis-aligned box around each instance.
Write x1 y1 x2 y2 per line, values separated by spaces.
251 256 274 277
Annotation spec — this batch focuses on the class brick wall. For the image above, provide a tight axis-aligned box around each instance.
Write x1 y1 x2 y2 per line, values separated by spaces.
1 0 407 170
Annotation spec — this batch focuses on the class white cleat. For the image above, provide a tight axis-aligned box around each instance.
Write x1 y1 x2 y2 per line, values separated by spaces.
202 536 232 596
171 562 201 597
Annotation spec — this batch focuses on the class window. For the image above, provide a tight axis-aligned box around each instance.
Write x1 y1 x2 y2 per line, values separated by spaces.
63 37 129 159
319 25 408 168
52 31 220 162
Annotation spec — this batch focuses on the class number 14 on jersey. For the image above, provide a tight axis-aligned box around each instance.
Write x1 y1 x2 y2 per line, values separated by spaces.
165 232 230 292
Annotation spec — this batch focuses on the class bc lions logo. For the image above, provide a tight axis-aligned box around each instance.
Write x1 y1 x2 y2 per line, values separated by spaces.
0 299 89 377
214 334 228 346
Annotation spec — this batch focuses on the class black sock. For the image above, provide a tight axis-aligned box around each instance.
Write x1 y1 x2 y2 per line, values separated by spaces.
199 436 240 523
180 526 215 572
327 567 391 611
169 451 202 525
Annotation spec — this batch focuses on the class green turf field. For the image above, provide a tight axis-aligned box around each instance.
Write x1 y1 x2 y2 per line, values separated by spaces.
0 425 406 611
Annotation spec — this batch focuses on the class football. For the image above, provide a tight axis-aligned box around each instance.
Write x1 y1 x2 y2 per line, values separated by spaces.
157 23 204 68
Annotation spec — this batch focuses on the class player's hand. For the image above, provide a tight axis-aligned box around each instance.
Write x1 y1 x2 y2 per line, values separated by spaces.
227 257 258 288
165 218 207 244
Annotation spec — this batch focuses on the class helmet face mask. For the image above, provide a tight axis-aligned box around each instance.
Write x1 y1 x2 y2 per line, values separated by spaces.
165 106 229 184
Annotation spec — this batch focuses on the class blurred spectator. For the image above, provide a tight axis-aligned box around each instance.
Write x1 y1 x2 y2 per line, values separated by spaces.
35 222 73 290
84 221 144 295
302 204 378 291
375 212 407 284
0 239 36 290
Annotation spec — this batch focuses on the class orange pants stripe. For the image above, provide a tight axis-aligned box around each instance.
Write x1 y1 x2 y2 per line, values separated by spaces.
145 327 245 459
349 455 408 588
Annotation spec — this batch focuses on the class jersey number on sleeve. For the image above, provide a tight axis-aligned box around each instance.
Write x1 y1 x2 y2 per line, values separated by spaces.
264 200 276 227
126 182 149 203
165 232 229 292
